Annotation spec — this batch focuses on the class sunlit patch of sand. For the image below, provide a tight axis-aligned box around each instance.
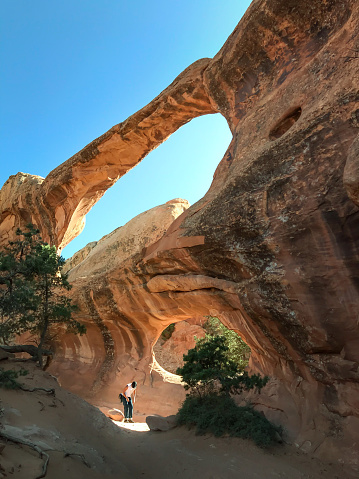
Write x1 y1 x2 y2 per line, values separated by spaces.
113 420 150 432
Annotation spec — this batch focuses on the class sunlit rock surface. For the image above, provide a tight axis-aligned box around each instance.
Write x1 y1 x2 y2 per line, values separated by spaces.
0 58 214 250
1 0 359 473
50 199 191 420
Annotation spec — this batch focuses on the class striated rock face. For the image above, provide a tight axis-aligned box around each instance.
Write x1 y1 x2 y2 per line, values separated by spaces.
49 199 192 419
63 198 189 277
1 0 359 473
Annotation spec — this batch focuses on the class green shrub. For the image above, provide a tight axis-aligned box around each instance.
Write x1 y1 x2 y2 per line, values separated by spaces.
0 368 28 389
177 394 280 447
176 321 281 447
0 224 86 367
161 323 175 341
177 334 268 396
203 316 251 370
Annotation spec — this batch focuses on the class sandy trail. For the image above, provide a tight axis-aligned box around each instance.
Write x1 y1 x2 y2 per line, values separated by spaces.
0 362 348 479
112 421 345 479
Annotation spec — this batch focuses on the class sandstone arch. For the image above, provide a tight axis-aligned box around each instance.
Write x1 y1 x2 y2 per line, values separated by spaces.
1 0 359 473
0 58 216 250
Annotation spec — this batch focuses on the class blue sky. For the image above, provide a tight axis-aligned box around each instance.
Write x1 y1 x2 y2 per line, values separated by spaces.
1 1 251 258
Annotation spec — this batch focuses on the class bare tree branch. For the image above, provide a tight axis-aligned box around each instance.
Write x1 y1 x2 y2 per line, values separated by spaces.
19 385 55 395
0 345 53 357
0 431 49 479
64 452 91 468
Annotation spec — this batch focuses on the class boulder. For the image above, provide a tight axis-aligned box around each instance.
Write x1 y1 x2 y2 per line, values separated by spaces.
146 415 177 432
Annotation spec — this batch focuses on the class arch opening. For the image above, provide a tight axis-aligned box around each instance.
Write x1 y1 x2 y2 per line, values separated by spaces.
62 113 232 259
153 316 251 378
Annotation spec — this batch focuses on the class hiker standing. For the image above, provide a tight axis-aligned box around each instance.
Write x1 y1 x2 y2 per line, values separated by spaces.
119 381 137 423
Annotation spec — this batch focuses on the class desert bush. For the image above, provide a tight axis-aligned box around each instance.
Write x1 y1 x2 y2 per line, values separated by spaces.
177 393 280 447
203 316 251 370
0 368 28 389
161 323 175 341
177 334 267 397
176 327 280 447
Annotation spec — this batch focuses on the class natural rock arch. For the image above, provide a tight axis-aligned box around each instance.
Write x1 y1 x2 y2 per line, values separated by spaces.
1 0 359 472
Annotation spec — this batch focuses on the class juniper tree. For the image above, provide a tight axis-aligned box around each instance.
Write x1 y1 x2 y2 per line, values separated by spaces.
177 334 267 397
202 316 251 370
175 319 280 447
0 224 86 367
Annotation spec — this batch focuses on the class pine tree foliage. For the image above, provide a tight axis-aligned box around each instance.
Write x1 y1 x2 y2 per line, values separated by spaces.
0 368 28 389
0 224 86 366
161 323 175 341
202 316 251 370
177 334 267 397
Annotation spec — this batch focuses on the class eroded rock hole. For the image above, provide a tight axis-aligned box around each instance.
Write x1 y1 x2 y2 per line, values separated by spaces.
154 316 251 375
269 107 302 140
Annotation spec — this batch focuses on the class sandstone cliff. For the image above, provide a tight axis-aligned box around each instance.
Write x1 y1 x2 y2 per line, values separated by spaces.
49 199 192 419
1 0 359 473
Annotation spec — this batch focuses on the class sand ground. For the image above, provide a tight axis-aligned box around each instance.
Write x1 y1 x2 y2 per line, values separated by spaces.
110 421 346 479
0 361 349 479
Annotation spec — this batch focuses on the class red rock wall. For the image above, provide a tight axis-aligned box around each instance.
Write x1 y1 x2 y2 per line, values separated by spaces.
154 320 206 374
1 0 359 473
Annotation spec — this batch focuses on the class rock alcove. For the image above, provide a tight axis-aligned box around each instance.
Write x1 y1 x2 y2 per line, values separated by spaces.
153 320 206 376
269 106 302 140
153 317 251 378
